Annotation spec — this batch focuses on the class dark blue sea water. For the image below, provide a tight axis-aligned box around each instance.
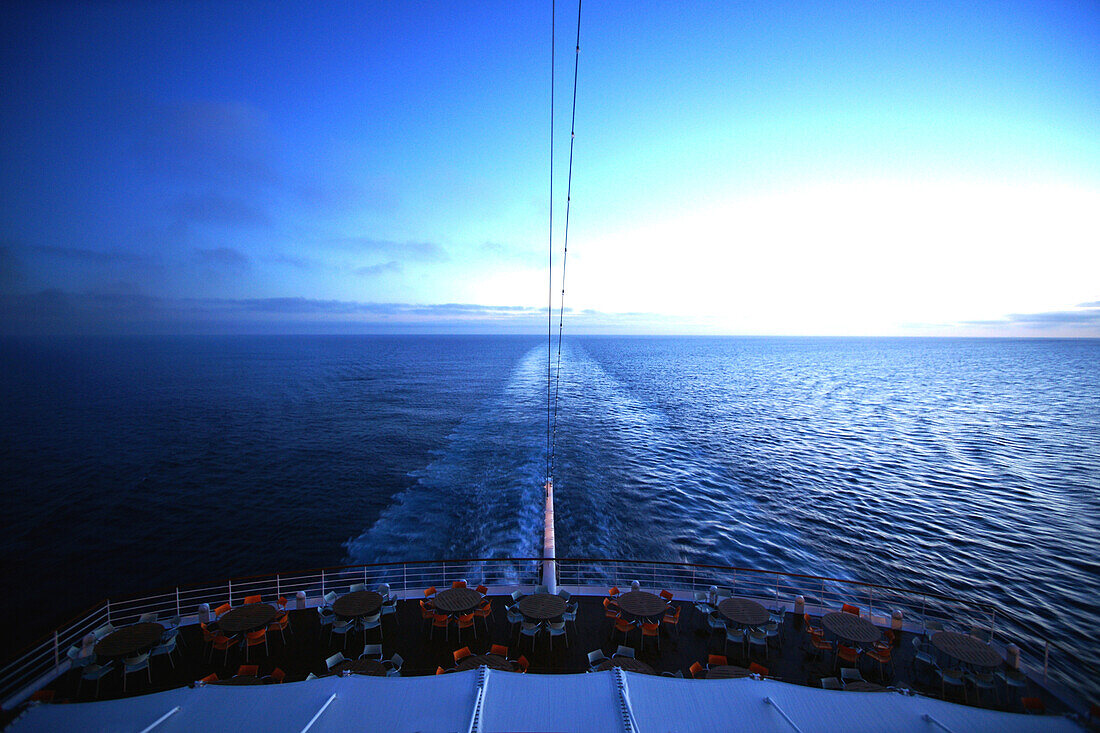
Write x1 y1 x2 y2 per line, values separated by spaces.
2 336 1098 693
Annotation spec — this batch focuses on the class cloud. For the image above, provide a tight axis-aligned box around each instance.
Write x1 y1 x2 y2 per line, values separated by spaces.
958 303 1100 331
355 261 402 277
194 247 250 270
27 244 146 266
333 238 449 262
167 193 269 226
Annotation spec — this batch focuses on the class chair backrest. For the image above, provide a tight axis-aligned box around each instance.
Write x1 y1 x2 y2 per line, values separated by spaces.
549 621 565 631
642 622 659 634
349 584 365 593
452 580 467 589
436 666 446 675
139 612 158 623
491 644 509 657
821 677 842 690
243 595 262 605
911 636 922 650
748 662 769 677
326 653 346 670
200 673 218 684
588 650 607 666
608 586 620 597
476 585 489 595
389 653 404 669
689 662 704 678
323 591 338 605
246 628 266 641
841 604 860 616
708 654 727 668
424 587 437 598
534 584 548 594
236 664 259 677
214 603 232 618
363 644 382 659
557 589 571 601
277 596 288 609
694 590 707 602
615 645 635 659
515 656 529 672
659 590 674 602
511 590 523 602
454 647 472 663
269 668 286 683
840 667 862 683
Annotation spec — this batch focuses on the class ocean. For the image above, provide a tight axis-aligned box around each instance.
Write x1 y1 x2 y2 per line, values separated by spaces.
1 335 1098 693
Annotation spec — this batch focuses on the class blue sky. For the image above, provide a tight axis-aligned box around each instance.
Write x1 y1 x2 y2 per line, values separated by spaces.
1 0 1098 335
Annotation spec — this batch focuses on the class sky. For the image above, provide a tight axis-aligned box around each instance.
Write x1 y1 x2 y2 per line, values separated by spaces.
1 0 1098 336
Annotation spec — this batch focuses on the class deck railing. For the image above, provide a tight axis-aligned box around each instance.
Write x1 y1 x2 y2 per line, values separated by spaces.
0 558 1092 711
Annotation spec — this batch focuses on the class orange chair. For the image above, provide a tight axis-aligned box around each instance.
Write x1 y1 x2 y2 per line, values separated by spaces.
454 647 472 664
514 655 529 673
435 666 447 675
475 584 489 596
214 603 232 618
749 662 769 677
269 612 291 643
803 614 824 637
612 618 636 645
243 595 262 605
641 622 661 650
199 673 218 684
841 604 860 616
707 654 728 668
689 661 705 678
268 667 286 683
662 606 681 636
456 613 477 640
864 645 893 679
835 644 860 671
490 644 509 657
452 580 467 589
608 586 620 599
424 586 437 600
211 633 238 665
244 628 268 661
809 634 834 661
659 590 674 602
200 622 218 657
236 664 259 677
430 612 450 640
277 596 288 610
875 629 896 650
603 597 620 620
474 600 494 631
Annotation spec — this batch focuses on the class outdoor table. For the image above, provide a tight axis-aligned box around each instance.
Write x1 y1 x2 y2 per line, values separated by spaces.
210 676 266 685
931 631 1002 668
616 591 668 620
717 598 769 627
843 681 888 692
596 657 656 674
333 591 383 619
433 588 484 615
94 623 165 659
705 665 752 679
454 654 515 672
517 593 567 621
821 612 881 645
218 604 278 635
331 658 387 676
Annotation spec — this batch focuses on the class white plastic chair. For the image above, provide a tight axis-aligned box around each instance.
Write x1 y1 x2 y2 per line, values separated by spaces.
548 621 568 650
587 649 608 671
361 643 382 660
122 653 151 692
326 652 347 671
614 645 634 659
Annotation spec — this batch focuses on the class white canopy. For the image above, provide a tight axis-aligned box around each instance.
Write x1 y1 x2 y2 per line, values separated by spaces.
10 670 1082 733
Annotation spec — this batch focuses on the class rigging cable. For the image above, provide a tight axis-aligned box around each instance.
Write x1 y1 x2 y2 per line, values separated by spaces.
549 0 582 484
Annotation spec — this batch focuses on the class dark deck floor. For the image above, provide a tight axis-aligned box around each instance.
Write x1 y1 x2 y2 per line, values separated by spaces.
30 595 1058 715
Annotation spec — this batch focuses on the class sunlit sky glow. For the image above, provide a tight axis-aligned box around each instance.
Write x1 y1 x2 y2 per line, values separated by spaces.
1 1 1098 335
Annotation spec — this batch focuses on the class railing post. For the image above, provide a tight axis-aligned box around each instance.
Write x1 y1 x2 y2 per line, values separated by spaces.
321 570 325 599
228 579 233 606
53 631 59 670
775 573 780 608
175 587 181 619
403 563 407 594
106 599 111 624
276 575 281 600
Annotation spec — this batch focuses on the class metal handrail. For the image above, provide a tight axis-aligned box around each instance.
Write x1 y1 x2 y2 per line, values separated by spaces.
0 556 1092 710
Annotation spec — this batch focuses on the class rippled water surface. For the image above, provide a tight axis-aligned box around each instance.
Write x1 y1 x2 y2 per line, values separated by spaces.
2 335 1098 694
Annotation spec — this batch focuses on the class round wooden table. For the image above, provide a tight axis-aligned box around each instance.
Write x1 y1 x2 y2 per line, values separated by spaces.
717 598 769 627
616 591 668 620
333 591 384 619
821 612 881 645
219 604 278 635
596 657 656 674
433 588 484 615
517 593 567 621
331 658 387 676
455 654 515 672
706 665 752 679
931 631 1002 668
94 623 165 658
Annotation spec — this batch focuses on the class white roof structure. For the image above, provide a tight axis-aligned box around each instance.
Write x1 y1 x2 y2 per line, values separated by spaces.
10 669 1083 733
